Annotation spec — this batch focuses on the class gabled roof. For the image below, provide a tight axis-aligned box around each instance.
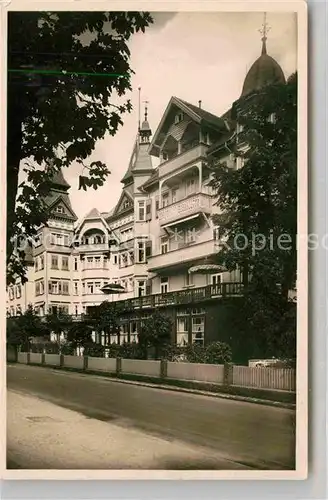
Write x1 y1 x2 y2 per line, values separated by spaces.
84 207 102 220
75 206 111 234
109 190 134 219
149 96 228 156
45 191 78 221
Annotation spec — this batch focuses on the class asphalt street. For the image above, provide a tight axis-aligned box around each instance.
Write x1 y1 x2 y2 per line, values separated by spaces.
7 364 296 470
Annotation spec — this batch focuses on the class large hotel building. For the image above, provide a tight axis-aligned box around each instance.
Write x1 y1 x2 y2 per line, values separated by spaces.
7 36 288 349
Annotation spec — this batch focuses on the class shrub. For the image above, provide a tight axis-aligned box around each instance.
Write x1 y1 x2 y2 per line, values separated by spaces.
204 341 232 364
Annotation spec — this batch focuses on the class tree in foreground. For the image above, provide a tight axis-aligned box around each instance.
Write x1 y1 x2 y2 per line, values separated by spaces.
209 73 297 359
139 310 173 359
7 304 49 351
7 11 153 284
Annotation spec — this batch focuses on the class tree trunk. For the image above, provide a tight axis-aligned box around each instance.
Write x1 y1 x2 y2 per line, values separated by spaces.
7 85 24 258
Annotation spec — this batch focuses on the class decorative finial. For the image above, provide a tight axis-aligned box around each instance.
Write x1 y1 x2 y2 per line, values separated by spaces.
258 12 270 55
138 86 141 131
143 100 149 121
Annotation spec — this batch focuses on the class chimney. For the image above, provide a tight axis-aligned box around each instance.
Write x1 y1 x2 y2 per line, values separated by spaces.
198 100 202 108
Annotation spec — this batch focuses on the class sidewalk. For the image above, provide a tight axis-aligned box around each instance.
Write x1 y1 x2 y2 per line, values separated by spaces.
7 390 251 473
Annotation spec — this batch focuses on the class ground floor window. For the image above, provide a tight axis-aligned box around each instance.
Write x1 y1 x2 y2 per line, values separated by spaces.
176 308 205 345
191 316 205 345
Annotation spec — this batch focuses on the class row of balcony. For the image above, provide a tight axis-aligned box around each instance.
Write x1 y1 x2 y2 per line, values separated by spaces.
66 282 243 321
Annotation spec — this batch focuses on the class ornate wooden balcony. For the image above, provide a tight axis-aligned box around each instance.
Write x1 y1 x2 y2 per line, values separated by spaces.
157 192 213 227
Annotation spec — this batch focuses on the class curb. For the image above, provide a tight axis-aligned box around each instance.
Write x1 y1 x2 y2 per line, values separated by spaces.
95 374 296 410
13 362 295 410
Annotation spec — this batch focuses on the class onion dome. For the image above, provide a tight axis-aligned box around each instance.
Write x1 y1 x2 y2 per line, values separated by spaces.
241 16 286 97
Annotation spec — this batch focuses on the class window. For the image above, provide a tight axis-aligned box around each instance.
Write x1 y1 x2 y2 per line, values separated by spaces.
36 280 45 296
48 281 58 294
192 316 205 345
236 157 245 170
213 226 221 241
268 113 276 123
82 283 86 294
129 250 135 265
145 241 152 260
160 277 169 294
211 274 222 286
103 256 108 268
74 282 78 295
185 273 194 287
114 255 118 265
87 282 94 294
137 280 146 297
160 237 169 255
137 241 145 263
40 255 44 270
146 200 152 221
87 257 93 269
155 197 159 218
177 313 189 346
55 205 65 214
51 255 58 269
186 178 196 196
74 305 79 316
174 112 184 124
35 257 39 271
62 256 69 270
9 287 14 300
185 228 196 244
137 201 146 221
162 192 169 208
95 282 101 293
95 257 101 268
15 285 21 299
62 281 69 295
16 305 22 315
74 257 78 271
171 188 178 204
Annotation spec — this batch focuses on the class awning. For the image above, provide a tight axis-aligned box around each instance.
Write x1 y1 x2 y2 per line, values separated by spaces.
162 213 200 230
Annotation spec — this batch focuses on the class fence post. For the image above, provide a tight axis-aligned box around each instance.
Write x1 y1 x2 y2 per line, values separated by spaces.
59 354 64 368
160 359 167 380
116 357 122 376
41 353 46 365
27 352 31 365
224 363 233 386
83 356 88 371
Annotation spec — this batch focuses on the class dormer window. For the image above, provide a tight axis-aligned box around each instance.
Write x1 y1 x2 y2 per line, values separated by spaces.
174 112 184 125
55 206 65 214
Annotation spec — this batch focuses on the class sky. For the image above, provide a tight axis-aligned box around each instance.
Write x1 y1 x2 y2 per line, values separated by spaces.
62 11 297 221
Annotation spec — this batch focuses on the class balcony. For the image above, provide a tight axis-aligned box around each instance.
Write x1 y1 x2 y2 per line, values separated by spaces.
158 192 213 227
160 144 208 178
78 243 109 253
147 239 217 271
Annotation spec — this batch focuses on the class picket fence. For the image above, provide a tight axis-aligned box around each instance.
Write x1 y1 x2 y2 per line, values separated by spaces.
14 352 296 392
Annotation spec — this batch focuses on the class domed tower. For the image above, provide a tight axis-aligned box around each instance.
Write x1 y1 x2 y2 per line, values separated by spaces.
241 13 286 97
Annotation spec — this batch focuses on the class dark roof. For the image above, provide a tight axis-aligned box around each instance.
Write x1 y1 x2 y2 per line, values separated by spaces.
43 190 78 221
241 41 285 97
176 98 227 131
49 169 70 191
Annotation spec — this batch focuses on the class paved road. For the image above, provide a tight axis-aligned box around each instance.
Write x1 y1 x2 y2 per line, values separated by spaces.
7 364 296 470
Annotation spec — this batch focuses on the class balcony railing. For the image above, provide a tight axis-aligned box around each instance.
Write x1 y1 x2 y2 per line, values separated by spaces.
158 192 213 226
160 144 208 178
147 239 218 271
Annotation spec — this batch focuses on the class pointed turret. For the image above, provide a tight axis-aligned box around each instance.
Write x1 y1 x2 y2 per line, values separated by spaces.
121 97 153 185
